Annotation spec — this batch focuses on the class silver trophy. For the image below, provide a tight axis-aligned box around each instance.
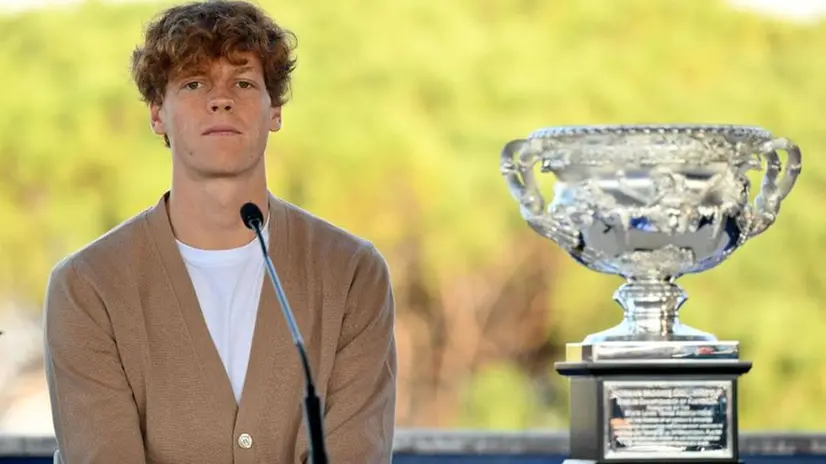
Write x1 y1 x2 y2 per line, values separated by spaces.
500 124 801 463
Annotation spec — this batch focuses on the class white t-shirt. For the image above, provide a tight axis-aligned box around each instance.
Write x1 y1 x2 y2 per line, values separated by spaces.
176 219 269 404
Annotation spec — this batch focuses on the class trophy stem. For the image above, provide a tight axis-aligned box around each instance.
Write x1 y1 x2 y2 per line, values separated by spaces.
581 278 715 342
614 278 686 336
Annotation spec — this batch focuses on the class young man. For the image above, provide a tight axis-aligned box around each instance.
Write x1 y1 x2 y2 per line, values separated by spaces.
43 1 397 463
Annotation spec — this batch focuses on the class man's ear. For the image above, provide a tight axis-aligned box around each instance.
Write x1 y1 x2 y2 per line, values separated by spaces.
149 102 166 136
269 106 282 133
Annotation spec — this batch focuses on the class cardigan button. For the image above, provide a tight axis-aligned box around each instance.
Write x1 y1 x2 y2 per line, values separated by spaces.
238 433 253 449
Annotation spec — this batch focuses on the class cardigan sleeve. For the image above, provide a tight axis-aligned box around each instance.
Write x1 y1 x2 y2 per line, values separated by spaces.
43 258 147 464
311 243 398 463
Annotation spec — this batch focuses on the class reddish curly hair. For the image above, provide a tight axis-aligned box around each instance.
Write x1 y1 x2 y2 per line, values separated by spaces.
130 1 297 143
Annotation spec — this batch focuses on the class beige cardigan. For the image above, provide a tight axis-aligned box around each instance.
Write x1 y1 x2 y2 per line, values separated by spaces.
43 192 397 464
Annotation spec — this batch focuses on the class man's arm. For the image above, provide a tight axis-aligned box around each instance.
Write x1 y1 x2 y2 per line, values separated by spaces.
318 243 397 463
43 258 146 463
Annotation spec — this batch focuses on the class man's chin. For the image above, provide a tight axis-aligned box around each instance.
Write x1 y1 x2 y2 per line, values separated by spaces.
199 165 260 179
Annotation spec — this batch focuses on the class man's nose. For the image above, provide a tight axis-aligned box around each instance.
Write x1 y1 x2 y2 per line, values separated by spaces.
209 97 234 112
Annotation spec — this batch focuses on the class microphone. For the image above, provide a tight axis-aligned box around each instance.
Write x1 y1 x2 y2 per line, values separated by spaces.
240 202 329 464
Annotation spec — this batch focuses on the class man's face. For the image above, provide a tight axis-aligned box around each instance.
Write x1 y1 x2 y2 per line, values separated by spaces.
149 52 281 179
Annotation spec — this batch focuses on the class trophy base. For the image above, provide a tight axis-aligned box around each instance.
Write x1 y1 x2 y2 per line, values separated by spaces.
555 352 751 463
567 340 740 362
581 321 718 344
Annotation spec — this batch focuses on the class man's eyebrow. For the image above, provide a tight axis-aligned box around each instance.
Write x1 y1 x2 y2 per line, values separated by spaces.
173 68 207 80
233 65 256 74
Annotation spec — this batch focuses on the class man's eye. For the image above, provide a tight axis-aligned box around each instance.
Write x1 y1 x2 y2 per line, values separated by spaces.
238 81 254 89
184 82 201 90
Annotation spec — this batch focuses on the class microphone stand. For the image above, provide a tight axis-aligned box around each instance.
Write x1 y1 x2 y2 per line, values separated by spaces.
243 204 329 464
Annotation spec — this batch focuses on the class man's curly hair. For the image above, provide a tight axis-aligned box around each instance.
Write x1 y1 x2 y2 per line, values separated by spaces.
130 1 297 134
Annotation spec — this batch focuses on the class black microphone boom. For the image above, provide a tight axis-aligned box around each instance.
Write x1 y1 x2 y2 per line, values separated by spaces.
240 202 329 464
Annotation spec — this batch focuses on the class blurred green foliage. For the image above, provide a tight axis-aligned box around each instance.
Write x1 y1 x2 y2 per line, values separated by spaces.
0 0 824 430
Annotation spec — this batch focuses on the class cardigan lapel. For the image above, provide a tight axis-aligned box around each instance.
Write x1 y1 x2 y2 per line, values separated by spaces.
143 192 239 419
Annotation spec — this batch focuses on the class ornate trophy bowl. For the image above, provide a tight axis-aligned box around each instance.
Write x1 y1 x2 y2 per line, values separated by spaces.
501 124 801 345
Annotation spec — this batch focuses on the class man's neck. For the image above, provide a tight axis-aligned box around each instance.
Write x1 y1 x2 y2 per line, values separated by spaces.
168 172 269 251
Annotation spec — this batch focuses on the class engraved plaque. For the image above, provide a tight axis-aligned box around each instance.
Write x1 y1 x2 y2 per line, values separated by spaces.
603 380 733 460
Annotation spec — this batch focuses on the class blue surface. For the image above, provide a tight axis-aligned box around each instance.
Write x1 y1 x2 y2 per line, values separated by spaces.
392 455 826 463
3 454 826 463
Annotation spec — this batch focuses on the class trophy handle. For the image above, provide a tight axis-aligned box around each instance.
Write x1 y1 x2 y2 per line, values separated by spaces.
500 139 587 255
748 137 802 237
500 139 545 216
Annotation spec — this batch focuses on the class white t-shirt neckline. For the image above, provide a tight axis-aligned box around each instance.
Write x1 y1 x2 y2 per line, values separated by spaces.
175 213 271 404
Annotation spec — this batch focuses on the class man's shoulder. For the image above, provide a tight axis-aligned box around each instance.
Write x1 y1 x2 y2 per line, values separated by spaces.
276 197 393 283
50 206 154 281
278 197 378 259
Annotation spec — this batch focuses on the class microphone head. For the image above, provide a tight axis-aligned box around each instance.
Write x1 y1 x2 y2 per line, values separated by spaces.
240 202 265 230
